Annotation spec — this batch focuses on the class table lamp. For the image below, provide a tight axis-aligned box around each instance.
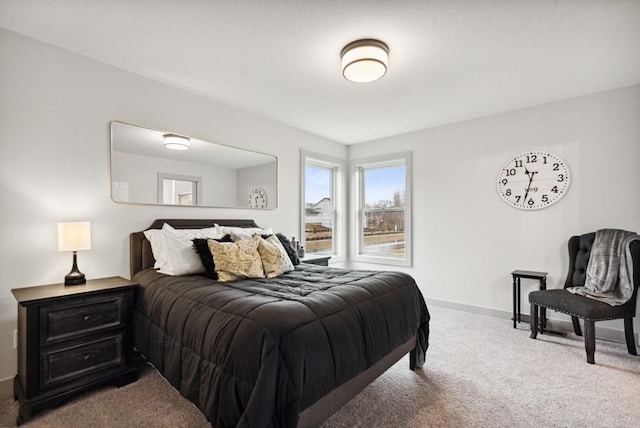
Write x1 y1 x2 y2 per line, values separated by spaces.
58 221 91 285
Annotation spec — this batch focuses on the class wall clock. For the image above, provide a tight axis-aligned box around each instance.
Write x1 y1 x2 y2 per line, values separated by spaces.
496 151 570 210
248 187 268 208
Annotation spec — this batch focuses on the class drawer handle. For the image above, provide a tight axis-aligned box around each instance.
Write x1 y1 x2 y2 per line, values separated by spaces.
83 315 91 322
83 354 91 361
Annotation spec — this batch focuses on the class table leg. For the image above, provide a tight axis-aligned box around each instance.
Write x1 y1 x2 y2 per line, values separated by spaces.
516 277 522 323
540 278 547 332
517 277 521 324
512 275 516 328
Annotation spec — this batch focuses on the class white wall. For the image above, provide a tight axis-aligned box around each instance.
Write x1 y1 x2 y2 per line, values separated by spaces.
349 85 640 332
0 29 346 384
1 27 638 386
113 151 238 206
237 162 278 209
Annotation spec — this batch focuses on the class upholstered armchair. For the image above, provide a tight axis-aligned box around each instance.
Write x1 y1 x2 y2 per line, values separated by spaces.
528 232 640 364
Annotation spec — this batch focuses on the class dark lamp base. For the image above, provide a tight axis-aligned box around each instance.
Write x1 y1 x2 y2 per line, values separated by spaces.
64 273 86 286
65 251 87 286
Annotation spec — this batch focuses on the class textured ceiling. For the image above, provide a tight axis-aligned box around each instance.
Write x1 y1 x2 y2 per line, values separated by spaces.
1 0 639 144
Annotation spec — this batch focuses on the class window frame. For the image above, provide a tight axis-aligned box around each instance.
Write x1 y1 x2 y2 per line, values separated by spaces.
300 151 346 263
351 152 412 267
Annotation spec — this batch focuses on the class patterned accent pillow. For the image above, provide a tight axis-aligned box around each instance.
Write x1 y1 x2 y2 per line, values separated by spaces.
192 235 233 280
207 235 265 282
258 235 295 278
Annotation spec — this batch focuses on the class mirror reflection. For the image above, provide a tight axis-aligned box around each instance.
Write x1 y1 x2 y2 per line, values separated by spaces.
110 121 277 208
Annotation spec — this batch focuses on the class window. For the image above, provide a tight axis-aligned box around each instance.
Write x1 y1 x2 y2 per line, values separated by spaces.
301 152 345 261
352 152 411 266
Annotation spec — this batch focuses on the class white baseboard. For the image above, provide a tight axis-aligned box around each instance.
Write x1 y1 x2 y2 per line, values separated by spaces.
0 376 12 396
425 297 638 344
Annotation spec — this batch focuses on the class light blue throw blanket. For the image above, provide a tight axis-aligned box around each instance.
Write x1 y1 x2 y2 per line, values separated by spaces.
567 229 640 306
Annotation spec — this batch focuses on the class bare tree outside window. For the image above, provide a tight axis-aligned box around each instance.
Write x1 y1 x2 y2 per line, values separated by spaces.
362 164 406 257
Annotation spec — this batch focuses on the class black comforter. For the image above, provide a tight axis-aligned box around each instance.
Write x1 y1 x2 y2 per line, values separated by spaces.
133 263 430 427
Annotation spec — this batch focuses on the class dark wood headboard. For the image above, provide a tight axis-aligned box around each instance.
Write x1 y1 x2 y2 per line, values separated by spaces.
129 219 260 279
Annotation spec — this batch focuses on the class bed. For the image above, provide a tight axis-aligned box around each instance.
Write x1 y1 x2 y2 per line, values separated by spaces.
130 219 430 427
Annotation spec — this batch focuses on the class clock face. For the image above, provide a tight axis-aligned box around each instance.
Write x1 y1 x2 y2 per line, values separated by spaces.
248 187 267 208
496 151 570 210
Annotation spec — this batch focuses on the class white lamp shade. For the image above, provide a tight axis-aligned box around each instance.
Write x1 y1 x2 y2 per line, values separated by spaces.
341 40 389 83
163 134 191 150
58 221 91 252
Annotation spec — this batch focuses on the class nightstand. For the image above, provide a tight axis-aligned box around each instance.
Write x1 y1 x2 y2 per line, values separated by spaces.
301 256 331 266
11 276 139 425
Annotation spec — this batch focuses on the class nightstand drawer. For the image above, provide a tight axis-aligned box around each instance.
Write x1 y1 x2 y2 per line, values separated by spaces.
41 335 123 389
40 294 124 345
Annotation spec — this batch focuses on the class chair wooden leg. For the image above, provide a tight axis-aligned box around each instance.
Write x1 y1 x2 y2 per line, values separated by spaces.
409 348 417 370
584 320 595 364
572 316 582 336
540 307 547 333
624 318 637 356
530 303 538 339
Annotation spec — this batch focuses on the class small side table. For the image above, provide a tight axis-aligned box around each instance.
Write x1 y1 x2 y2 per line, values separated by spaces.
511 270 547 331
301 256 331 266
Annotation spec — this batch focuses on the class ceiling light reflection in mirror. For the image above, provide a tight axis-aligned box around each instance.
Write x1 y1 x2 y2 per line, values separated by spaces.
110 121 277 209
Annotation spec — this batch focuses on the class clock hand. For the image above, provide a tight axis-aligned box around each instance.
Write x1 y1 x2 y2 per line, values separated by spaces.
523 170 538 206
522 168 532 205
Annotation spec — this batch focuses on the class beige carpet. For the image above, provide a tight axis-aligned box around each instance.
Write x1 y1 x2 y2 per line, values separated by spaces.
2 306 639 427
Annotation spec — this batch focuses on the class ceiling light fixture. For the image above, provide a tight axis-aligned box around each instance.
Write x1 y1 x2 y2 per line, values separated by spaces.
163 133 190 151
341 39 389 83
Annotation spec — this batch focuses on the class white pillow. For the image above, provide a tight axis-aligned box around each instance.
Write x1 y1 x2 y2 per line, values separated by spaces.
216 225 273 241
158 224 224 276
143 229 167 269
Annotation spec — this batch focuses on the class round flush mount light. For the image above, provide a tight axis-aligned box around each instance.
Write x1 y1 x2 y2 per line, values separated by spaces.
163 133 190 151
341 39 389 83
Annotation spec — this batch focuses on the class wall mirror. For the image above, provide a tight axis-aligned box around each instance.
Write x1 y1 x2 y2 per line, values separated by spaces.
110 121 277 209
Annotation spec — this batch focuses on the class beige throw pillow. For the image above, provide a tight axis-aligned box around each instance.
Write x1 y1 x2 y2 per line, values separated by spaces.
207 235 265 282
258 235 295 278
